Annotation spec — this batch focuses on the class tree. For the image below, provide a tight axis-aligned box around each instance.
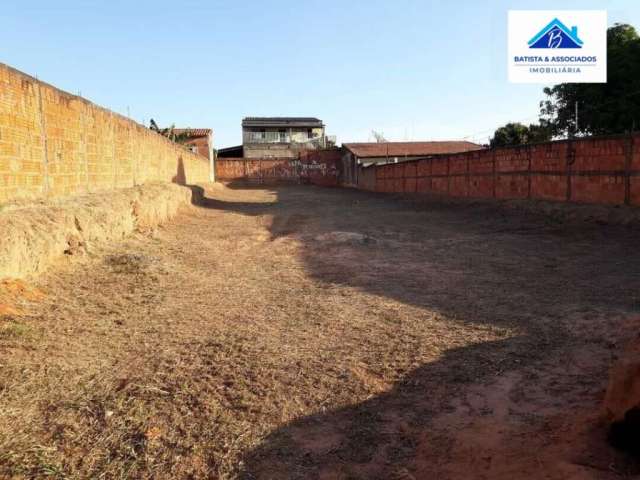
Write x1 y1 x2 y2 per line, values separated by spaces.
527 122 553 143
149 119 191 144
370 130 387 143
490 122 551 147
540 23 640 137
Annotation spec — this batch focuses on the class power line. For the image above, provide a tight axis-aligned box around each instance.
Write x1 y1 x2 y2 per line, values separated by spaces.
461 112 542 144
462 86 640 144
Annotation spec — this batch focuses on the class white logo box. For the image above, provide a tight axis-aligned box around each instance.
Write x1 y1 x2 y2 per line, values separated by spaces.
508 10 607 84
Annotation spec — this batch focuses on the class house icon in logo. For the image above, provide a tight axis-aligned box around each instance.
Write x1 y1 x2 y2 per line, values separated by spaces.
528 18 583 48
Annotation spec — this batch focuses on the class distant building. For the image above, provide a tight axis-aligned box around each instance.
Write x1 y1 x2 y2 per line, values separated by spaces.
340 141 485 186
241 117 334 159
217 145 244 158
172 128 214 160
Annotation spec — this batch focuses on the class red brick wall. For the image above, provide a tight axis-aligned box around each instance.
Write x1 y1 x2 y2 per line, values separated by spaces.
358 134 640 206
0 63 210 203
184 136 211 159
216 149 339 186
299 149 340 186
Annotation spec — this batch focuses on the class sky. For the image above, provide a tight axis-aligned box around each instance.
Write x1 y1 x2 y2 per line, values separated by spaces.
2 0 639 148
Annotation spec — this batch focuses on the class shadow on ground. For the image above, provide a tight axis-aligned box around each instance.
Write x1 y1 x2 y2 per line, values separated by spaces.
192 183 640 479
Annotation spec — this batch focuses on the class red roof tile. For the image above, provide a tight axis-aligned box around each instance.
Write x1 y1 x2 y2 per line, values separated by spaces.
343 141 484 158
172 128 212 137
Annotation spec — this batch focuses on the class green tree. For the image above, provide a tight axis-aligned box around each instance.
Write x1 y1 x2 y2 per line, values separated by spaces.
540 23 640 137
526 123 553 143
490 122 551 147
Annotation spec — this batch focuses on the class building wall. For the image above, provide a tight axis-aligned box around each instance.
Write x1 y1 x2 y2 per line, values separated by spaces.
244 144 300 159
339 150 358 186
356 166 377 191
358 155 430 164
0 63 210 204
242 126 326 159
354 135 640 206
184 135 212 159
299 149 340 186
244 141 327 159
243 126 324 142
216 149 339 186
291 127 324 142
339 152 445 187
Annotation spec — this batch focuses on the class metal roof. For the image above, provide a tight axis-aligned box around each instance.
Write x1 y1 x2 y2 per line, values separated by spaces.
242 117 324 128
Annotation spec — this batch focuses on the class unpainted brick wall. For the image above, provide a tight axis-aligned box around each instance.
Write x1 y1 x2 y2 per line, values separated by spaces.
361 134 640 206
216 149 339 186
0 63 210 203
216 158 300 184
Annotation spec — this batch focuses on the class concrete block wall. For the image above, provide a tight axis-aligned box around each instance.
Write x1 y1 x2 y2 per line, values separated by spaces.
0 63 210 204
364 134 640 207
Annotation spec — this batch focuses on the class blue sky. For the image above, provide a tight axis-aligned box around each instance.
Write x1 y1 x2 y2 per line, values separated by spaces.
2 0 639 148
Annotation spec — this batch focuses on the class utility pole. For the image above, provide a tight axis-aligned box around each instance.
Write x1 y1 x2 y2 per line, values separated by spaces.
209 131 216 183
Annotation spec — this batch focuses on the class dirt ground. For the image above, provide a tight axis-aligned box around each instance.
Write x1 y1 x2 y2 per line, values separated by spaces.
1 184 640 479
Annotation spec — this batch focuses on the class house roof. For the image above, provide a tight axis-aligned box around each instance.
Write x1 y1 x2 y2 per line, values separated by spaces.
343 141 484 158
171 128 212 137
528 18 583 47
242 117 324 128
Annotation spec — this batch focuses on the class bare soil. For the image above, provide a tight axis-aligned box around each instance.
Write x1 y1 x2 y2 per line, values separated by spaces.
1 184 640 479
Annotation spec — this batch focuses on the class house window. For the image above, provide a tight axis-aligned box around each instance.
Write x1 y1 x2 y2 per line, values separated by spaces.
279 129 286 142
307 129 313 139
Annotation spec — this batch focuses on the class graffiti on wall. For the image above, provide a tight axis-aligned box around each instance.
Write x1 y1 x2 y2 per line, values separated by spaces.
217 150 340 186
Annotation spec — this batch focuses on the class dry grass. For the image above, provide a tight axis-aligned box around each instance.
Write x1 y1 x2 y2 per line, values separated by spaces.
1 185 639 479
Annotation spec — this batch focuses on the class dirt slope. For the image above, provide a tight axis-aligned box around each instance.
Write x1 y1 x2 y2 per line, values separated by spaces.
1 185 639 479
0 183 192 279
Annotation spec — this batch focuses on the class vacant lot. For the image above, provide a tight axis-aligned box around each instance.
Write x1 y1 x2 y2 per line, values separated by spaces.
1 184 639 479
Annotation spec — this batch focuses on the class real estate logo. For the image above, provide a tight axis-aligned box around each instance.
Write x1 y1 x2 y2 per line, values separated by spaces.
508 11 606 83
528 18 583 49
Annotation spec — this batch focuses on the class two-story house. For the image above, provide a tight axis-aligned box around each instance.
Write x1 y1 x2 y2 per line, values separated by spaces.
241 117 330 158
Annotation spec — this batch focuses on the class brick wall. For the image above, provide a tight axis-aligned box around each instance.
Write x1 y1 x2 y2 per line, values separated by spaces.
299 149 340 186
0 63 210 203
183 135 211 159
216 149 339 186
360 134 640 206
